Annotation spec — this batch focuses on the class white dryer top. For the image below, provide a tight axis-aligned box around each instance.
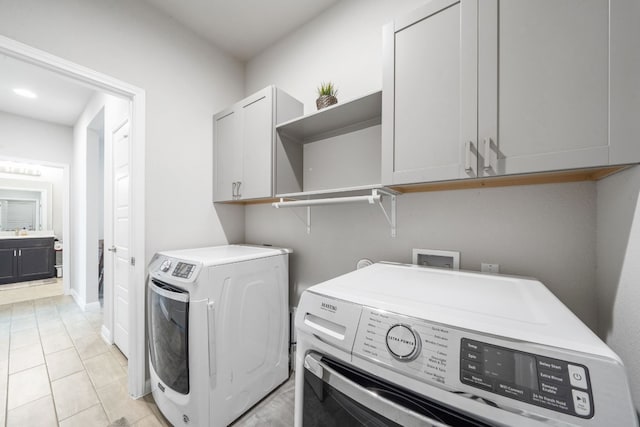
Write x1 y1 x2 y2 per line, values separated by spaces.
307 262 617 361
157 244 289 266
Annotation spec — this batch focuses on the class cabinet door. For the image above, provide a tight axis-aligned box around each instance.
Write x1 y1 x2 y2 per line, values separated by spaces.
213 108 242 202
478 0 609 176
240 87 274 200
17 246 54 280
382 0 478 185
0 248 17 284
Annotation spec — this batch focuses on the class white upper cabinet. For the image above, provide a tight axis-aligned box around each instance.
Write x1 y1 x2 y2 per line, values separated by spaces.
382 0 478 185
213 87 303 202
479 0 609 177
383 0 640 186
213 108 241 201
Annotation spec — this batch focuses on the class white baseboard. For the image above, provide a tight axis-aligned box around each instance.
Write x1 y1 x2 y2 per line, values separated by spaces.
84 301 101 312
69 289 101 312
70 288 83 308
101 325 113 344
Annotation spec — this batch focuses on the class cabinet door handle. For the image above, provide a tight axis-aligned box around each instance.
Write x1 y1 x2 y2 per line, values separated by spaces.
232 182 237 199
14 250 16 257
18 249 21 256
465 141 474 173
483 138 493 172
107 246 117 253
236 181 242 199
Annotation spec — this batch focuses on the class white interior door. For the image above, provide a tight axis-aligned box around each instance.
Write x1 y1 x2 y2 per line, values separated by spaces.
112 121 130 357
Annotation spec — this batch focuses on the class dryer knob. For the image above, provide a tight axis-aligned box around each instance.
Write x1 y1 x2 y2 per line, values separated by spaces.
386 324 421 361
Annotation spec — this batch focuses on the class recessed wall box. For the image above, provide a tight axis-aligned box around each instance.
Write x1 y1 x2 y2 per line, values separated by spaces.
412 249 460 270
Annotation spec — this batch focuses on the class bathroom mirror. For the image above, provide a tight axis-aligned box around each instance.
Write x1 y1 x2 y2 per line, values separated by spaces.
0 179 53 232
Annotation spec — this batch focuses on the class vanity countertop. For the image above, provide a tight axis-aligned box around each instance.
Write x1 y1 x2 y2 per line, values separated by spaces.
0 234 55 240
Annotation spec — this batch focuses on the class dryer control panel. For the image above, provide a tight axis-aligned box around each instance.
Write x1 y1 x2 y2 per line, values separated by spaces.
352 307 596 421
460 338 593 419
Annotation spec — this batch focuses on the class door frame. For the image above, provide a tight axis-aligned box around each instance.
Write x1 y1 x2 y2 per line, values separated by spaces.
0 35 147 398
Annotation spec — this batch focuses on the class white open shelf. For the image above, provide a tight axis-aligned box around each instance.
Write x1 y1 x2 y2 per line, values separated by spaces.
276 90 382 144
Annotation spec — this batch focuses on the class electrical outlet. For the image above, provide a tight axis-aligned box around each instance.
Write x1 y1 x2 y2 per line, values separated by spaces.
481 263 500 274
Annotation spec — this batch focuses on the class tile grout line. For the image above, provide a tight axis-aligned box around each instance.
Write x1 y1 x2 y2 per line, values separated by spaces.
36 300 61 426
3 308 12 427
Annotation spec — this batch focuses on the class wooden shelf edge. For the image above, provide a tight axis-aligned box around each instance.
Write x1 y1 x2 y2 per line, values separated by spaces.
390 165 631 194
214 165 633 204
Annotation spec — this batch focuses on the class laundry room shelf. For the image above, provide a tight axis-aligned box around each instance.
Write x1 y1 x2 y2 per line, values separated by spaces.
276 91 381 144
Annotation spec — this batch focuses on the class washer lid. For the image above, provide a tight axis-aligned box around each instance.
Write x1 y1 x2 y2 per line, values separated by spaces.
157 244 290 266
307 262 616 361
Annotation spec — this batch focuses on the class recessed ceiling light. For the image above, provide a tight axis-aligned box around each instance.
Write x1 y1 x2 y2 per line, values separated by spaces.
13 88 38 99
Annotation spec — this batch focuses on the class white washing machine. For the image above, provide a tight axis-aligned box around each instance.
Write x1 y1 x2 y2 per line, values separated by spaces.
294 262 637 426
147 245 290 426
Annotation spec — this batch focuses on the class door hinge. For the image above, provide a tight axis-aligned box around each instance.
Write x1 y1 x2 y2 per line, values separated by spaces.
130 257 136 266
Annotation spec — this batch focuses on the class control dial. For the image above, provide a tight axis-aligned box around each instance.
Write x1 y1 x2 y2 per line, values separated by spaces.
386 324 421 361
160 259 172 272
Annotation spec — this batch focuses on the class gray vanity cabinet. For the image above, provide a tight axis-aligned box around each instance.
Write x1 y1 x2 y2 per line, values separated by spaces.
0 237 55 285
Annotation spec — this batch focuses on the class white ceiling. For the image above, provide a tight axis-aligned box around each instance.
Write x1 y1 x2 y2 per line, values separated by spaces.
0 54 96 126
143 0 340 61
0 1 339 126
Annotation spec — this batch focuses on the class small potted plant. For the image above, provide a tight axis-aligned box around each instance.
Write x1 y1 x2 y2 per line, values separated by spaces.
316 82 338 110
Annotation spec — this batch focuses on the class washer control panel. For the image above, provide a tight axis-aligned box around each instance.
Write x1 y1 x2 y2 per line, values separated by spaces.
353 308 450 386
460 338 594 419
171 262 195 279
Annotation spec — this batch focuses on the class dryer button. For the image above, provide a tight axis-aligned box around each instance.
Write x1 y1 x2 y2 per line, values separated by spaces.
568 365 588 389
572 389 591 416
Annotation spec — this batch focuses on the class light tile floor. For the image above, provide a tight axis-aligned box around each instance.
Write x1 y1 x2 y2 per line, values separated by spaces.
0 295 171 427
0 278 64 306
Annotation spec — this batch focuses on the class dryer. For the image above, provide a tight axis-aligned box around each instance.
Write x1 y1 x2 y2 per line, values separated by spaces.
294 262 637 426
147 245 290 426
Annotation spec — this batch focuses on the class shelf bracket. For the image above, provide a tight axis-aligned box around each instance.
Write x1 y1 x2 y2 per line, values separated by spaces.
373 189 397 238
278 198 311 234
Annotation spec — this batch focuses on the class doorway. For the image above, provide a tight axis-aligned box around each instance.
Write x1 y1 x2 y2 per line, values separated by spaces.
0 35 147 398
0 161 67 304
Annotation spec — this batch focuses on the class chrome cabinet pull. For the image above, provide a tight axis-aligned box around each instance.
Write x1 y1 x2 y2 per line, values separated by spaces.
107 246 117 253
18 249 21 256
465 141 474 173
232 182 237 199
483 138 493 172
14 249 16 257
236 181 242 199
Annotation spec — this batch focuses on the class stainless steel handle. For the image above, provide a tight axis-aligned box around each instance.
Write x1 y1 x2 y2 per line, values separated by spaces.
483 138 493 172
232 182 237 199
13 249 17 257
304 353 448 427
107 246 117 253
149 279 189 303
236 181 242 199
208 302 216 377
464 141 474 173
18 249 21 256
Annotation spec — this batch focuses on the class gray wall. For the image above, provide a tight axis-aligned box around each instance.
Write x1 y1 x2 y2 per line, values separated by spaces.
0 0 246 263
0 111 71 238
596 165 640 410
246 182 599 330
244 0 600 328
